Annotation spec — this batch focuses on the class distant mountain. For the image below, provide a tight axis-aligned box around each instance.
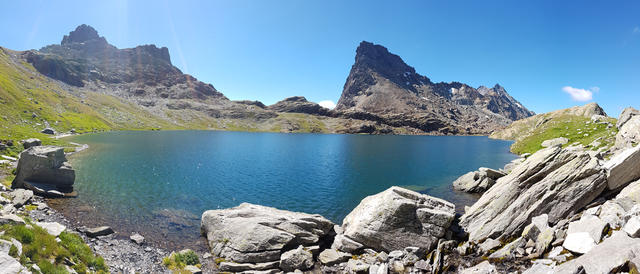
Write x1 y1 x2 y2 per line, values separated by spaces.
335 41 534 134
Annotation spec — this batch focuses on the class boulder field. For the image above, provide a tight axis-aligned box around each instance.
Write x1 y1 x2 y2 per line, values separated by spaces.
199 112 640 273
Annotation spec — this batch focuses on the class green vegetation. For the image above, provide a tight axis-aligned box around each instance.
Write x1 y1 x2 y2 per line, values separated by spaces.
162 249 201 272
509 115 617 155
0 222 108 273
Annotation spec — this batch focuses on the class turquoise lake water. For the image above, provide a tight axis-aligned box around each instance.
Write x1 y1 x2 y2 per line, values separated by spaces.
54 131 516 249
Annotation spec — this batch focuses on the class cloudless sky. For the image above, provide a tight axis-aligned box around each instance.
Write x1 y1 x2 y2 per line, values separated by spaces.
1 0 639 116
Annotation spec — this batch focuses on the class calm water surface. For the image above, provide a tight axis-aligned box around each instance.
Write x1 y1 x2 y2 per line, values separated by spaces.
52 131 516 249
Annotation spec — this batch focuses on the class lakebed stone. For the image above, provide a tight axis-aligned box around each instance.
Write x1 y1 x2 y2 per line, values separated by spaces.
11 146 75 192
201 203 333 264
334 186 455 253
84 226 114 237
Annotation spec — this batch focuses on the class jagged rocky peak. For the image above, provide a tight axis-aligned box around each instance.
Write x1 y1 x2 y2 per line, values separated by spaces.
267 96 328 115
61 24 105 45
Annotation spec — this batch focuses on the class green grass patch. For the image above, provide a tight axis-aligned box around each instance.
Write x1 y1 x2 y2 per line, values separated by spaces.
0 223 108 273
163 249 200 271
510 115 617 155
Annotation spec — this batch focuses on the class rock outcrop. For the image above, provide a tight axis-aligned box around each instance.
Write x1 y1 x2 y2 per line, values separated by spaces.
200 203 334 264
452 167 506 193
333 186 455 253
11 146 75 193
604 146 640 190
460 145 607 243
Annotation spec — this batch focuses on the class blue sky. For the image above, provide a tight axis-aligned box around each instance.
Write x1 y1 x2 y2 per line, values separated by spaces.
1 0 638 116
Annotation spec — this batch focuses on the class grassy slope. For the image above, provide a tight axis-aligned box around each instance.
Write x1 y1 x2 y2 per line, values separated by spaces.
0 48 185 156
508 115 617 155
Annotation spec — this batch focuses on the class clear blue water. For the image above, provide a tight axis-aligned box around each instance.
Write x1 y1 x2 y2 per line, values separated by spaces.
53 131 516 249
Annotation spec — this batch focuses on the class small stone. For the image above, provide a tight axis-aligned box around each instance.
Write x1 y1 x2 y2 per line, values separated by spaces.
183 265 201 274
318 249 351 266
388 250 404 259
85 226 114 237
279 245 314 272
130 233 144 245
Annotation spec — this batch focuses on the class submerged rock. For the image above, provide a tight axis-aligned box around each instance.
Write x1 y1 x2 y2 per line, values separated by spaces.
11 146 75 192
84 226 114 237
200 203 334 264
334 186 455 253
460 146 607 243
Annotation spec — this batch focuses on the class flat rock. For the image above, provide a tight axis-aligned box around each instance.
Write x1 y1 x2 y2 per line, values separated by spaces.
318 249 351 265
85 226 114 237
218 261 279 272
335 186 455 253
36 221 66 237
555 231 640 273
10 189 33 207
279 245 314 272
0 252 27 274
201 203 333 263
604 145 640 190
541 137 568 148
478 238 501 254
460 146 607 243
562 232 596 254
567 214 607 243
183 265 202 274
130 233 144 244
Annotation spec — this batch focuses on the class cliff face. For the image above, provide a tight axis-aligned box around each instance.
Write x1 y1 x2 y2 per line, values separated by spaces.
335 41 534 134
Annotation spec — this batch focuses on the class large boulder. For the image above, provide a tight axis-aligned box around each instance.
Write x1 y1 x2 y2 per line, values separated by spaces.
453 167 506 193
11 146 75 192
460 146 607 243
333 186 455 253
201 203 334 264
616 115 640 149
604 146 640 190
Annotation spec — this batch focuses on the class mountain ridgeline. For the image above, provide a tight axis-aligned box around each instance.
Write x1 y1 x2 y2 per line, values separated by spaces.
0 25 533 139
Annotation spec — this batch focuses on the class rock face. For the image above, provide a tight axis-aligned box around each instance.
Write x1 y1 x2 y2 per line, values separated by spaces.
604 146 640 190
333 186 455 253
11 146 75 192
617 107 640 129
452 167 506 193
460 146 607 243
200 203 334 264
334 41 533 135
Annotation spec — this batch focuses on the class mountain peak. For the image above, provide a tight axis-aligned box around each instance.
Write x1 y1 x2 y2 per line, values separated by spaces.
354 41 416 75
61 24 105 45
